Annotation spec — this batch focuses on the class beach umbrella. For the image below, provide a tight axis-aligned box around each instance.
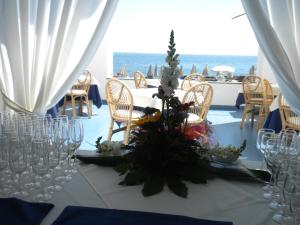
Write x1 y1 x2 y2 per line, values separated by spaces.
159 66 163 78
147 64 153 79
190 64 197 74
118 65 128 77
154 64 158 78
179 65 184 78
249 65 255 75
211 65 235 73
202 64 209 76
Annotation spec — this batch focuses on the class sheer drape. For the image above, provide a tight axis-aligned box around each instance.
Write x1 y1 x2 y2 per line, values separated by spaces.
0 0 118 113
242 0 300 115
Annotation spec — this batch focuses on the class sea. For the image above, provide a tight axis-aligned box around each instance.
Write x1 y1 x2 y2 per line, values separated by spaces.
113 52 257 77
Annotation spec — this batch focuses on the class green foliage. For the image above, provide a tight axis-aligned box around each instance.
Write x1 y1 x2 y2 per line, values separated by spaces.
114 123 211 198
165 30 180 71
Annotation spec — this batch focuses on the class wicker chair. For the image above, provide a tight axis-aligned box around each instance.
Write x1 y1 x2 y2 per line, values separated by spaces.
278 93 300 131
133 71 147 88
240 76 273 131
181 74 205 91
62 70 92 118
105 78 144 145
182 83 213 124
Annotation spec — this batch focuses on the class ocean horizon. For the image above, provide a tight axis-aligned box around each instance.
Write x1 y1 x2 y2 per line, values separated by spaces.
113 52 257 77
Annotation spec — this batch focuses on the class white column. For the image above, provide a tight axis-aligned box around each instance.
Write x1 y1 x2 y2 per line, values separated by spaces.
87 29 113 99
257 48 277 84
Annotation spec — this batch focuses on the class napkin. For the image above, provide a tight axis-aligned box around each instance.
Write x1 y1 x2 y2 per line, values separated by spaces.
52 206 233 225
0 198 54 225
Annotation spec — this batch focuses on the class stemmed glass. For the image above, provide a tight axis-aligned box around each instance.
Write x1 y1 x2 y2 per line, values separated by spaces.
271 131 298 224
0 132 9 196
263 135 280 200
43 122 62 194
31 138 51 202
68 118 84 174
257 128 275 197
8 138 28 198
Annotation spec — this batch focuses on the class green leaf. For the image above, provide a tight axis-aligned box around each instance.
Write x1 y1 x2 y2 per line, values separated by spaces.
181 167 207 184
119 170 145 186
114 162 128 175
167 177 188 198
142 176 164 197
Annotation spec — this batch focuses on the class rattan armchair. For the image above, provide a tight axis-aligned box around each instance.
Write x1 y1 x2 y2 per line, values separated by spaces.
240 76 273 131
181 74 205 91
133 71 147 88
62 70 92 118
182 83 213 124
105 78 144 145
278 93 300 131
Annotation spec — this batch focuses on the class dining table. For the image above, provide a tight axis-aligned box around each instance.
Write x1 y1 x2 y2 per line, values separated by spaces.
130 88 188 110
46 76 102 118
235 83 280 109
32 159 277 225
234 84 282 132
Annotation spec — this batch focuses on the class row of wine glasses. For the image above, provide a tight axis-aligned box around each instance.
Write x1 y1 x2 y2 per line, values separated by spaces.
0 111 83 202
257 128 300 225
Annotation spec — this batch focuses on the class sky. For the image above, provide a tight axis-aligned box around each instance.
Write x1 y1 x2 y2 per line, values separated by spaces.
110 0 258 56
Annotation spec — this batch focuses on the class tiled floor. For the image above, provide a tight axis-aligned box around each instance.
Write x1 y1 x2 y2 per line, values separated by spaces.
65 104 263 162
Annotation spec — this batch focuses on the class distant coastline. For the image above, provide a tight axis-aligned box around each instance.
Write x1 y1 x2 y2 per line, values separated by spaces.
113 52 257 77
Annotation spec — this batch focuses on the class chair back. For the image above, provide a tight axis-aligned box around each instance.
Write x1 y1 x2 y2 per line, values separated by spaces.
74 70 92 93
242 75 265 103
278 93 300 130
105 79 134 121
182 83 213 121
181 74 205 91
263 79 274 102
133 71 147 88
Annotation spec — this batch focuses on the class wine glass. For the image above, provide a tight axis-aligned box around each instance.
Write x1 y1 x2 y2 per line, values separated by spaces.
8 138 28 199
31 138 51 202
263 136 280 200
68 118 84 174
257 128 275 152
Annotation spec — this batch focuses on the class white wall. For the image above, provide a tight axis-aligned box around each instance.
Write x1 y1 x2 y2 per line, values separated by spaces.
121 79 242 106
87 28 113 99
257 48 277 84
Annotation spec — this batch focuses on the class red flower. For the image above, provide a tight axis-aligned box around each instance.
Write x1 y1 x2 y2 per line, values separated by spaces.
183 123 209 142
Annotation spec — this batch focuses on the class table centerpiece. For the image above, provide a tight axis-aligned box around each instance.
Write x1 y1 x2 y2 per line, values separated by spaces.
109 30 246 198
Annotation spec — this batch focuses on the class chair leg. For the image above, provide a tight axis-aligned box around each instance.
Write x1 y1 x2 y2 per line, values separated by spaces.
79 97 83 116
71 96 76 117
62 96 67 115
256 106 264 131
107 119 114 142
240 104 249 129
124 122 131 145
250 111 255 128
86 98 92 119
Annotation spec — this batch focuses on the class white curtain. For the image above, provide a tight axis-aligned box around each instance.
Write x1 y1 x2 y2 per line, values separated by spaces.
241 0 300 115
0 0 118 113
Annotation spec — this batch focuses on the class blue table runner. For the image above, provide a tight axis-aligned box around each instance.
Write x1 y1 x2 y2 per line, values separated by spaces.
0 198 53 225
52 206 233 225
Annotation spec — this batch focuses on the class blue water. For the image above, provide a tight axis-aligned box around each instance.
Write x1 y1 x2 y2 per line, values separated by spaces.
113 52 257 77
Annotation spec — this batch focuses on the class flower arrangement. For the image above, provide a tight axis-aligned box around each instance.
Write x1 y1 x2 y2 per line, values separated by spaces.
114 30 214 198
93 30 247 198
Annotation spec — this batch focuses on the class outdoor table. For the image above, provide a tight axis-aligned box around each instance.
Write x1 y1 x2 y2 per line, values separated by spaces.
47 77 102 117
130 88 187 110
1 160 278 225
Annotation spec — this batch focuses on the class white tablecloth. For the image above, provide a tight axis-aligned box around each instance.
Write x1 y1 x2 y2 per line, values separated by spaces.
38 161 276 225
130 88 187 109
79 163 276 225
